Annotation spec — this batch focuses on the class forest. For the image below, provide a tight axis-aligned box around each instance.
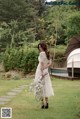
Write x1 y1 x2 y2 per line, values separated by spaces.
0 0 80 73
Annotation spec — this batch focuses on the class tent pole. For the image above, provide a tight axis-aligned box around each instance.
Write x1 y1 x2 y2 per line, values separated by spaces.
72 59 74 78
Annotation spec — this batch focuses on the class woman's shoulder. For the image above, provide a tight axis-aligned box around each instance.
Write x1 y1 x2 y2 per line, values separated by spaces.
39 51 45 56
39 52 47 60
40 51 45 54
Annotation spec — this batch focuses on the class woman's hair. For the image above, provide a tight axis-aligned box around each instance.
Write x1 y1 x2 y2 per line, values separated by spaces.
38 42 50 60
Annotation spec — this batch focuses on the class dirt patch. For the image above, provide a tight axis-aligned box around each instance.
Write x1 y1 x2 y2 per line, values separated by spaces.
0 70 35 80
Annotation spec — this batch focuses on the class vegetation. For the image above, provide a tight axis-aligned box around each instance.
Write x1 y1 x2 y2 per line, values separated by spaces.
0 77 80 119
2 44 67 72
0 78 28 96
3 46 38 73
0 0 80 71
43 1 80 45
0 0 80 49
0 1 80 118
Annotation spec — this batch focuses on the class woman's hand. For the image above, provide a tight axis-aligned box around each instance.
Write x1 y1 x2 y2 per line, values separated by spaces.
41 67 44 77
44 60 52 69
41 66 44 71
41 72 44 78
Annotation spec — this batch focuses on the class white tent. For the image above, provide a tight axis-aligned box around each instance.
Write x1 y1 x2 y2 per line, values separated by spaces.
67 48 80 68
46 0 56 2
67 48 80 77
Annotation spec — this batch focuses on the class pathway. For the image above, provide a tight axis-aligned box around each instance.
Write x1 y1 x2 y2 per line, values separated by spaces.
0 84 28 105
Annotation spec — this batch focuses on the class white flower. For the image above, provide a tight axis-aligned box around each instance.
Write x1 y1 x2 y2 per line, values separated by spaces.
29 79 44 101
29 73 48 101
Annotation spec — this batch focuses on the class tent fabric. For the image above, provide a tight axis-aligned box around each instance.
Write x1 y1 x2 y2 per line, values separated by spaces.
64 36 80 58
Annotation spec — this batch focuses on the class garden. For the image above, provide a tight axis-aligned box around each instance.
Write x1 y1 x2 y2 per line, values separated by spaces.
0 0 80 119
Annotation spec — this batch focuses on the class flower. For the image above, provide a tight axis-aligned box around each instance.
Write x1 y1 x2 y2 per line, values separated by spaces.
29 73 48 101
29 80 44 101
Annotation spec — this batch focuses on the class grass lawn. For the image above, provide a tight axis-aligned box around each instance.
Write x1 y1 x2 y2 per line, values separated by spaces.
0 77 80 119
0 78 29 96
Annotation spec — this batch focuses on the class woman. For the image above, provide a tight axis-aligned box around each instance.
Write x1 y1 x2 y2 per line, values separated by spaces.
34 42 54 109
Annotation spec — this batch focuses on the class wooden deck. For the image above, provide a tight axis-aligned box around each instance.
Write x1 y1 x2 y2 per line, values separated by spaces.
49 68 80 80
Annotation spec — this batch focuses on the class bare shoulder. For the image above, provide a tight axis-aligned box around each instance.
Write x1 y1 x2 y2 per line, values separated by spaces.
39 52 46 58
40 51 45 54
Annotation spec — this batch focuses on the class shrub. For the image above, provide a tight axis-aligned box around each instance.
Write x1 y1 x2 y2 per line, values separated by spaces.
3 47 38 73
3 47 23 71
21 48 38 73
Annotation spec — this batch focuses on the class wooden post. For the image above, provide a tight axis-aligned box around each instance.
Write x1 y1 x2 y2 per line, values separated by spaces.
72 59 74 78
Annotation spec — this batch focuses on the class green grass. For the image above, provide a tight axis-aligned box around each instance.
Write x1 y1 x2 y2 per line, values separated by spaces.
0 77 80 119
0 77 31 96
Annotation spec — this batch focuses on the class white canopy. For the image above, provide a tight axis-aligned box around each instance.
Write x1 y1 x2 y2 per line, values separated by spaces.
46 0 56 2
67 48 80 68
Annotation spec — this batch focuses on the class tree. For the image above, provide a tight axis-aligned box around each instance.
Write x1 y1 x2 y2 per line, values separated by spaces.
38 0 46 16
75 0 80 9
0 0 28 21
0 0 46 21
67 12 80 38
0 0 45 50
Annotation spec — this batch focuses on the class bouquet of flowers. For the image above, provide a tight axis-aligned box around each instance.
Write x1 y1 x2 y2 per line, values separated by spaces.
29 73 48 101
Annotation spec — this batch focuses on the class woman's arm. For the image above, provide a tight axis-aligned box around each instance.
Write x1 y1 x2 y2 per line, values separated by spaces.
40 62 44 76
41 59 52 71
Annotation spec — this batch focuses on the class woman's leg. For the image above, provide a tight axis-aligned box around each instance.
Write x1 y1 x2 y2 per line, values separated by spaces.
45 97 48 108
41 98 44 109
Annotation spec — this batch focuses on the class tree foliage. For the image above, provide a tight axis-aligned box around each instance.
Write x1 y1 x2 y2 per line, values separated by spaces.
0 0 80 51
43 0 80 45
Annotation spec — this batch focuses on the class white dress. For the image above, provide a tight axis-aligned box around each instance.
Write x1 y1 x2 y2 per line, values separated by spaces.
34 51 54 97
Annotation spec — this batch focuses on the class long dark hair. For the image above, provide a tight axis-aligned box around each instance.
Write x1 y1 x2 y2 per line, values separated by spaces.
38 42 50 60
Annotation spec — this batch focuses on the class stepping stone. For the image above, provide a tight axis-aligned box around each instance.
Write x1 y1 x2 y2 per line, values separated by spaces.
24 84 28 86
11 89 22 93
21 85 28 87
1 95 14 99
0 84 28 105
0 98 10 101
18 86 25 88
13 88 22 90
7 92 18 96
0 102 6 105
15 87 23 90
19 85 28 88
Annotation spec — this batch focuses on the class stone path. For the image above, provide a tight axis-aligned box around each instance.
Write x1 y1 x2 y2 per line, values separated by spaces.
0 84 28 105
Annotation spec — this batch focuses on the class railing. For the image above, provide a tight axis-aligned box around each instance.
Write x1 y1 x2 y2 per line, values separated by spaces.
50 58 74 79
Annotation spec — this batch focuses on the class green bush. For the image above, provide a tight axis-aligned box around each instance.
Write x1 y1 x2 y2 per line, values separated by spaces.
21 48 38 73
3 47 38 73
3 47 23 71
12 76 20 80
0 52 3 63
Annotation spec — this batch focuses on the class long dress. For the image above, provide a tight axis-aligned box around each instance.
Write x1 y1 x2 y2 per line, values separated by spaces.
34 51 54 97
